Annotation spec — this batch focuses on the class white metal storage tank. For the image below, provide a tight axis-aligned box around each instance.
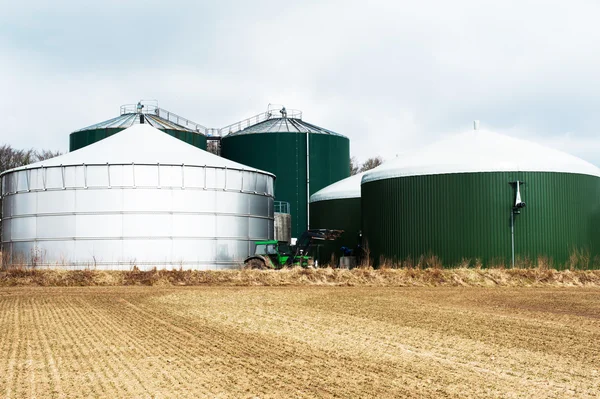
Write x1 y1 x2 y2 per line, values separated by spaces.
1 124 275 270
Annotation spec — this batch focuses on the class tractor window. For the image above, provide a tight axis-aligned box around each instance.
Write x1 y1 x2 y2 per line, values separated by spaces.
266 244 277 254
278 244 291 255
255 244 267 255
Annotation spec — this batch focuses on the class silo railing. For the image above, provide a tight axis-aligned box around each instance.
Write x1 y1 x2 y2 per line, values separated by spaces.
0 163 275 197
118 103 304 137
219 109 303 136
118 103 306 138
119 103 209 134
274 201 290 214
154 108 209 134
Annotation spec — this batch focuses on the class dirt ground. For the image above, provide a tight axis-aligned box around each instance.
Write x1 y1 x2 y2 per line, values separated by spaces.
0 287 599 398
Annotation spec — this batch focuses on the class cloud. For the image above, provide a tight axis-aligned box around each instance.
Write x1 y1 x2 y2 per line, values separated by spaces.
1 0 600 166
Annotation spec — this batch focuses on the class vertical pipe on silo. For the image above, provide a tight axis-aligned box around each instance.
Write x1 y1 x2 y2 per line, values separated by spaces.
511 210 515 268
306 131 310 230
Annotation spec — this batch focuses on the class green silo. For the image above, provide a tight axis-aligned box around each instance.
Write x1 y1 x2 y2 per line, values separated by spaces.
70 103 207 151
309 172 365 265
221 109 350 238
361 129 600 269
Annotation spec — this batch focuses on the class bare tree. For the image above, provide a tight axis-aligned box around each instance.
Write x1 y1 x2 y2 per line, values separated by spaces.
350 156 360 176
206 140 220 156
0 145 34 174
359 156 383 173
0 145 62 234
0 145 62 174
35 149 62 162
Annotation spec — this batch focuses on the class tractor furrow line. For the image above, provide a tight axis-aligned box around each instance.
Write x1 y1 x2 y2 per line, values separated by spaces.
15 298 36 399
27 298 57 398
154 296 454 396
165 298 523 396
30 297 65 399
40 296 104 398
0 298 14 395
54 296 135 398
25 320 37 399
112 297 244 395
2 297 19 399
139 299 369 397
86 296 201 394
151 299 368 396
71 296 149 396
253 302 592 394
118 296 302 396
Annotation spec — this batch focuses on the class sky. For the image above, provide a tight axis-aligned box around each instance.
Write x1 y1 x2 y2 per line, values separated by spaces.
2 0 600 164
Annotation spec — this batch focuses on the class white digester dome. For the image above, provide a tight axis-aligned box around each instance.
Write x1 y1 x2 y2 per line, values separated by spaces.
310 172 365 203
363 129 600 183
1 124 275 269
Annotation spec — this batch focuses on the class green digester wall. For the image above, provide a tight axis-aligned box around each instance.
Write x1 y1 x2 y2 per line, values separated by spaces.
361 172 600 269
310 197 361 265
69 128 207 151
221 132 350 238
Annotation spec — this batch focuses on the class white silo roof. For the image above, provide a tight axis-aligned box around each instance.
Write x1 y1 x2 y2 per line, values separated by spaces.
363 129 600 184
7 124 273 175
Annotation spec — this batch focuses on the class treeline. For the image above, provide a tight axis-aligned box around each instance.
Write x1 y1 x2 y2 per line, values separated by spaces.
0 144 62 174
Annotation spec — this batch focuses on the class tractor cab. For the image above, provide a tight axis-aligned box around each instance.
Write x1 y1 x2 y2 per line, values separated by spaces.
252 240 293 267
254 241 278 256
245 230 344 269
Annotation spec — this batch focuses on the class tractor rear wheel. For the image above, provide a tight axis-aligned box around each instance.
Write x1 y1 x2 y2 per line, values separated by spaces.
244 258 267 270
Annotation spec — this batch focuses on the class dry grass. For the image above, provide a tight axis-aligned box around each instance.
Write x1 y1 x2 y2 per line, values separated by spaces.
0 286 599 398
1 267 600 287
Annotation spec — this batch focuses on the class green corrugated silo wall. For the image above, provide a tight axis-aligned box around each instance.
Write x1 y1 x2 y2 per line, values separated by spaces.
310 197 361 265
221 132 350 238
361 172 600 269
69 128 207 151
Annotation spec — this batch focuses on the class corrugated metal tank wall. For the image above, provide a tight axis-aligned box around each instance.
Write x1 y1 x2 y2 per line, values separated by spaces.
70 128 207 151
221 132 350 237
361 172 600 268
309 197 361 265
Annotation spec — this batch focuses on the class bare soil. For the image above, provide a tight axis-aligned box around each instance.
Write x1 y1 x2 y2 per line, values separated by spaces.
0 286 599 398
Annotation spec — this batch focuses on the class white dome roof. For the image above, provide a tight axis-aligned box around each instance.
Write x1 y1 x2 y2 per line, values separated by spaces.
310 172 366 203
363 129 600 184
8 124 273 175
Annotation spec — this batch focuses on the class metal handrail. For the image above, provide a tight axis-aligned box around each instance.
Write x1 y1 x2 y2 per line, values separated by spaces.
274 201 291 214
119 103 302 137
1 162 275 198
154 108 209 134
219 108 302 136
120 103 159 115
120 103 209 134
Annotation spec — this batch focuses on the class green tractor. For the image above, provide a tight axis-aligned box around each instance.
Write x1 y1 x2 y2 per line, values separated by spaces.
244 229 343 269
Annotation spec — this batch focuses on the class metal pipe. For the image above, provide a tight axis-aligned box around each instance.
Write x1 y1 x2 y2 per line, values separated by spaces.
511 209 515 268
306 131 310 230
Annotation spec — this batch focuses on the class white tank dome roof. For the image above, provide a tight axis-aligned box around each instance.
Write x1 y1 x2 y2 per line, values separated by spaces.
310 172 366 203
363 129 600 184
7 124 273 175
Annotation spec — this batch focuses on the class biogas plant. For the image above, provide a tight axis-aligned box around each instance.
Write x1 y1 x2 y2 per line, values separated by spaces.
2 103 600 270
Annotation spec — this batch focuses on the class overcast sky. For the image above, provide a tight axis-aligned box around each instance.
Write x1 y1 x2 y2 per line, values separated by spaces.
2 0 600 164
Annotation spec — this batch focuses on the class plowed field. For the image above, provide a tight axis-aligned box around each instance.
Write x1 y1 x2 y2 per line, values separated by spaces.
1 287 599 398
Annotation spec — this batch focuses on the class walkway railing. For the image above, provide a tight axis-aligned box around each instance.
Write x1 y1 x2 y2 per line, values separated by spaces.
219 108 302 136
120 102 302 137
274 201 291 214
